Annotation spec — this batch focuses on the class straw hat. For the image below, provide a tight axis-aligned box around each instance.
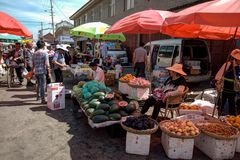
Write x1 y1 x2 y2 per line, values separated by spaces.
230 49 240 60
56 44 68 52
166 63 187 76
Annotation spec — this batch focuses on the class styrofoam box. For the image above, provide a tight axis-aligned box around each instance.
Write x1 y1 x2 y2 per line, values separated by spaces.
47 83 65 110
179 109 203 116
118 81 128 94
195 133 237 160
128 86 149 100
174 114 205 124
161 132 194 159
126 132 151 156
236 137 240 152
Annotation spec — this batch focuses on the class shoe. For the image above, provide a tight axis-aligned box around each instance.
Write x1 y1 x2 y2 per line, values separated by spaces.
41 100 47 104
27 81 35 86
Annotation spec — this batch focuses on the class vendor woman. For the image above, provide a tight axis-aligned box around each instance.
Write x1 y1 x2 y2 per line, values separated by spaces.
141 63 187 120
89 62 105 84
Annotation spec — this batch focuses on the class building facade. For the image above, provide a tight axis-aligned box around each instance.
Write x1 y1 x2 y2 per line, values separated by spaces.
55 21 74 44
70 0 234 74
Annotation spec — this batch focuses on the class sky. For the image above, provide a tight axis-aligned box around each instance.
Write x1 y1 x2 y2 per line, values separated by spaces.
0 0 89 40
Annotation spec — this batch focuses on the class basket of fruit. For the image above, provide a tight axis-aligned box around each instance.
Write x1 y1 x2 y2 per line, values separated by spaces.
121 115 159 135
196 122 239 140
223 115 240 130
159 120 200 139
179 103 203 115
119 74 135 83
128 78 151 88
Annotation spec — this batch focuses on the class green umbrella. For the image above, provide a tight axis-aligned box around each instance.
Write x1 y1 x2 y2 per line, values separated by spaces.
0 33 22 41
70 22 126 42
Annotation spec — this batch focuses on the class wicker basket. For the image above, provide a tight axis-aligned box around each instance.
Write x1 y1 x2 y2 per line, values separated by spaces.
196 122 239 140
159 120 200 139
121 119 159 135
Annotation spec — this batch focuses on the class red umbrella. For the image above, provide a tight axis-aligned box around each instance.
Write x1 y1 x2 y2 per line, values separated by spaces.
106 9 174 34
0 11 32 38
161 0 240 40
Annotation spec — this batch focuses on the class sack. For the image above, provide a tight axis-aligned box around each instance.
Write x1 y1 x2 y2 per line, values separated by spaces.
215 79 224 93
234 79 240 92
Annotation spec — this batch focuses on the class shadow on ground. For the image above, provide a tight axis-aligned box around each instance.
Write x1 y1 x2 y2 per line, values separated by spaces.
0 100 40 107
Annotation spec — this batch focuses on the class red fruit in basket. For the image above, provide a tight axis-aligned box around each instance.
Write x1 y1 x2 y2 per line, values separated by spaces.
118 101 128 107
105 93 114 99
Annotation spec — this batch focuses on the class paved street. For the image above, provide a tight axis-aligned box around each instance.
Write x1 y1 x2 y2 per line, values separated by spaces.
0 79 240 160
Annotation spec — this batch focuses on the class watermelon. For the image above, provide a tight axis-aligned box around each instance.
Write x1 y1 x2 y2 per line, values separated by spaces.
118 101 128 107
109 113 121 121
92 115 109 123
109 104 120 113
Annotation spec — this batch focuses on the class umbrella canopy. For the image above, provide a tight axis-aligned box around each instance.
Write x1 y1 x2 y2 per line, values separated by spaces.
0 12 32 38
105 10 174 34
161 0 240 40
70 22 126 42
0 33 22 41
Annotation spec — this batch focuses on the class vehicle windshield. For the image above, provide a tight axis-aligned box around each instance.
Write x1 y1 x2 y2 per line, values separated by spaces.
157 46 174 67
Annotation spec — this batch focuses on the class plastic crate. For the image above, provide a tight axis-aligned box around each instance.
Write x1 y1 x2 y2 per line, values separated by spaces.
126 132 151 155
161 132 194 159
195 133 237 160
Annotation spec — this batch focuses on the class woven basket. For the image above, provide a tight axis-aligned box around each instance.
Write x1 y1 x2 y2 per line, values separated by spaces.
196 122 239 140
121 119 159 135
221 116 240 131
159 120 200 139
128 83 150 88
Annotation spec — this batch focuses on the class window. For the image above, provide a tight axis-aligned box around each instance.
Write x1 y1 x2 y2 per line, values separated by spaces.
83 14 87 23
126 0 134 10
157 46 174 67
192 46 208 59
90 10 94 21
99 4 102 20
110 0 116 16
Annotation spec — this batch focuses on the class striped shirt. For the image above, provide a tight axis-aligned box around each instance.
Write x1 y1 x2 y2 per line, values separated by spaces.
32 49 49 75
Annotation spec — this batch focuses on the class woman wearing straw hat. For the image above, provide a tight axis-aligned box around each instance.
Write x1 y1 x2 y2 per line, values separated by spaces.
141 63 187 120
215 49 240 116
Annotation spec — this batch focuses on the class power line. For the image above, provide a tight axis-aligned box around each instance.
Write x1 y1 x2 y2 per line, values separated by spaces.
53 0 70 22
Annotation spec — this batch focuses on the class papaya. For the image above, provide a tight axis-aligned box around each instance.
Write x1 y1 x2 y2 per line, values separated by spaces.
97 103 110 110
109 113 122 121
90 109 106 118
120 110 129 117
109 104 120 113
89 101 101 108
86 108 95 116
125 104 136 113
92 115 109 123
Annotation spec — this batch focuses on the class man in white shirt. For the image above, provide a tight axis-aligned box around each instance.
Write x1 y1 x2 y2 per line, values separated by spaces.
132 42 147 77
89 62 105 84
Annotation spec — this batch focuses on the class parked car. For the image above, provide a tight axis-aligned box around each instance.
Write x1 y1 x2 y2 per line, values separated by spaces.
144 39 211 83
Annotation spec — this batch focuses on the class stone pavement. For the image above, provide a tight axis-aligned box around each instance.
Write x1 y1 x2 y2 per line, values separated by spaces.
0 80 240 160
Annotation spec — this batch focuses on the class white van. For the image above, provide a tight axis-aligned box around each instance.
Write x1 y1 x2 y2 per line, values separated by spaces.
144 39 211 83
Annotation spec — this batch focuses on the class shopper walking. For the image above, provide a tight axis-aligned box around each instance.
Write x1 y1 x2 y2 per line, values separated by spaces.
24 42 34 86
32 41 51 104
132 42 147 77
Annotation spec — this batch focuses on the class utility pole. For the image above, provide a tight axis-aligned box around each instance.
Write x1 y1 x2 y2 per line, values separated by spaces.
50 0 55 42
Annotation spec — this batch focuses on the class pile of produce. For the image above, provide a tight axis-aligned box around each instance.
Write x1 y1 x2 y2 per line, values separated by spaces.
180 104 201 110
128 78 151 87
119 74 135 82
80 80 111 100
160 120 200 137
224 115 240 129
197 122 239 138
81 92 137 123
122 115 156 130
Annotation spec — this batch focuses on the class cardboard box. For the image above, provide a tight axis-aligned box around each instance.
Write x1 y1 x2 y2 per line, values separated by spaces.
47 83 65 110
126 132 151 155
